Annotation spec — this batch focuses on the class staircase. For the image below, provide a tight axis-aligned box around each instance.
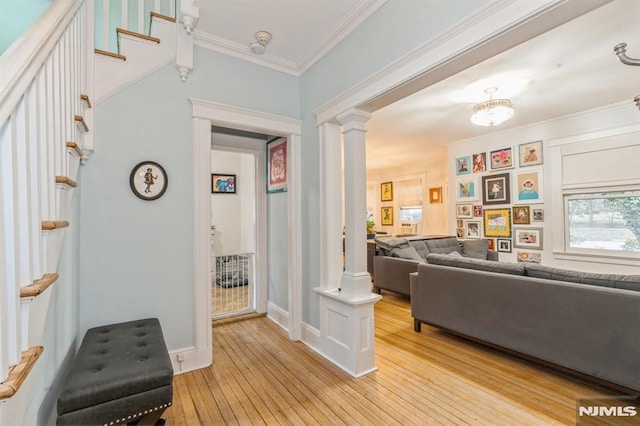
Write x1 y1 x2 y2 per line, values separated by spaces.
0 0 180 423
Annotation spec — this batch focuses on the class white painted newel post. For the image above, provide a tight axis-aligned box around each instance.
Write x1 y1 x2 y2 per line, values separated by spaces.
315 108 381 377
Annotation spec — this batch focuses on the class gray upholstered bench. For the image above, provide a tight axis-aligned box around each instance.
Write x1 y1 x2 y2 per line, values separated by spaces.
57 318 173 425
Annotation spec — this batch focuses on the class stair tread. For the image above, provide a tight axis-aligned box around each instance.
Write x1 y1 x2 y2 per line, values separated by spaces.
66 141 85 157
55 176 78 188
151 12 176 23
20 273 59 298
74 115 89 133
41 221 70 231
80 94 92 108
0 347 44 400
94 48 126 61
116 27 160 43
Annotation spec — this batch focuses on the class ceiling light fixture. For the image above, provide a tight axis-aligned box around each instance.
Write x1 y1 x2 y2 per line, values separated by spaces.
250 31 272 55
470 87 514 127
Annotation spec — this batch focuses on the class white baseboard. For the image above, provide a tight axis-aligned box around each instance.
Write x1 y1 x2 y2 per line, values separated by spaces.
169 345 212 375
300 322 322 354
266 301 289 332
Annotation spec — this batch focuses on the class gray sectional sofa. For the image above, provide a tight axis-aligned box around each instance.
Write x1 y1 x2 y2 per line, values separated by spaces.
372 236 497 296
410 254 640 392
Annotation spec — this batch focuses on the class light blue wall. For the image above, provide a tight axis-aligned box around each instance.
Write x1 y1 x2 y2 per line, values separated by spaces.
268 192 289 310
298 0 490 327
0 0 53 54
80 48 299 350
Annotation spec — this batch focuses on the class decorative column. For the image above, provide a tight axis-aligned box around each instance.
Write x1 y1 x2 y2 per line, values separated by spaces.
314 109 381 377
176 0 199 82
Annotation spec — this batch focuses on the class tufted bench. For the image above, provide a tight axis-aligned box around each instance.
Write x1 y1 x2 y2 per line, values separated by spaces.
57 318 173 425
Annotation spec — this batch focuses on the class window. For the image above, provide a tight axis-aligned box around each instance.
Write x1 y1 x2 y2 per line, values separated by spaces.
565 191 640 254
399 206 422 222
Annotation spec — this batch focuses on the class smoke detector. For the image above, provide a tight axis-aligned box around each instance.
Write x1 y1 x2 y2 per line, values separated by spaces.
250 31 272 55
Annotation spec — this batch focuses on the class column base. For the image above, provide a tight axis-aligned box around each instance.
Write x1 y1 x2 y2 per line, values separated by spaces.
340 271 372 300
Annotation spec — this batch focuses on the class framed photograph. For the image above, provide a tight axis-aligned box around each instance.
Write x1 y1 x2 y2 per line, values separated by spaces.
456 203 473 219
473 205 483 217
129 161 168 201
482 173 510 205
267 138 287 193
483 208 512 238
456 219 464 228
532 208 544 222
472 152 487 173
518 140 543 167
456 228 464 239
429 187 443 204
456 177 479 202
489 147 514 170
455 156 471 176
512 205 531 225
211 173 236 194
486 238 496 251
497 238 512 253
381 206 394 226
513 227 543 250
465 221 481 239
514 169 543 203
381 182 393 201
516 251 541 264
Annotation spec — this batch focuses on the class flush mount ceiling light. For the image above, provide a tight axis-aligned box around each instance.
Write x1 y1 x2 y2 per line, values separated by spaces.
250 31 272 55
470 87 514 127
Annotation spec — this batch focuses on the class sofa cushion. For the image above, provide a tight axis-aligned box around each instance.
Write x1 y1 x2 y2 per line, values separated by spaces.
526 264 640 291
375 237 409 256
461 239 489 259
409 240 430 260
426 253 526 275
390 246 424 262
425 237 462 255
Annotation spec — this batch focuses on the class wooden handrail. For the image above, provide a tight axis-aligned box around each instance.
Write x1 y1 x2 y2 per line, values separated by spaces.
41 221 70 231
20 273 59 298
74 115 89 132
66 141 85 157
116 28 160 44
55 176 78 188
150 12 176 23
80 94 92 108
94 49 126 61
0 347 44 400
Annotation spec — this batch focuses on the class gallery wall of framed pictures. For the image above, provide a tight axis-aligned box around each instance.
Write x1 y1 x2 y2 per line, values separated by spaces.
454 140 545 263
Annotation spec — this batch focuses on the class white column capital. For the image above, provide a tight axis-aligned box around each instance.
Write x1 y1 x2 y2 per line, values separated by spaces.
336 109 372 133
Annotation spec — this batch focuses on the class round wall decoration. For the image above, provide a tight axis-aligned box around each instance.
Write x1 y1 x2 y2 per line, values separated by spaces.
130 161 168 200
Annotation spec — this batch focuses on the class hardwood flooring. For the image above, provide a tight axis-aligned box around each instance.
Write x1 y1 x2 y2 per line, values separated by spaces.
167 291 627 425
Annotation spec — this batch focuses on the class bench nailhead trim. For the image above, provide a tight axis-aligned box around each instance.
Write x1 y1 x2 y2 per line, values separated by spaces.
103 402 172 426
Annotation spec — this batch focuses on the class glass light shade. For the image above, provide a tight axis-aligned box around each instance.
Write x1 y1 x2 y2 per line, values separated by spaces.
470 99 514 127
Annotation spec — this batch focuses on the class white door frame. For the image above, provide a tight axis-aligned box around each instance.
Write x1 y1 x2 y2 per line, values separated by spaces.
190 99 302 368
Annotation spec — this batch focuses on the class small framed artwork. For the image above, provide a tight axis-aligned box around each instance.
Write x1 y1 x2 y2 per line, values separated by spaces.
381 182 393 201
514 169 543 203
516 251 541 264
489 147 514 170
512 205 531 225
482 173 510 205
483 208 512 238
465 221 481 239
532 208 544 222
513 227 543 250
267 138 287 193
456 203 473 219
497 238 512 253
381 206 394 226
456 228 464 239
472 152 487 173
211 173 236 194
518 140 543 167
455 156 471 175
486 238 496 251
456 219 464 228
130 161 168 201
429 187 443 204
473 205 483 217
456 177 479 202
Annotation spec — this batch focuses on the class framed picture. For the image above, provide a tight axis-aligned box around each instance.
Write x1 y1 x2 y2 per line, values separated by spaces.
532 208 544 222
489 147 514 170
516 251 541 264
429 187 443 204
513 227 543 249
483 208 512 238
482 173 510 205
518 140 543 167
456 228 464 239
456 219 464 228
381 182 393 201
473 205 483 217
211 173 236 194
512 205 531 225
381 206 394 226
486 238 496 251
129 161 168 201
456 177 479 202
514 169 543 203
497 238 512 253
472 152 487 173
267 138 287 193
456 203 473 219
455 156 471 176
465 221 481 239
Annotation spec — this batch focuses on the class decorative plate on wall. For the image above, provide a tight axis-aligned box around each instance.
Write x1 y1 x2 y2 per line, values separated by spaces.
130 161 168 201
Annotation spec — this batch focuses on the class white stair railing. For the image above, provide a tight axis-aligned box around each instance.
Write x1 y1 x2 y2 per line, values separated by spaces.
0 0 92 406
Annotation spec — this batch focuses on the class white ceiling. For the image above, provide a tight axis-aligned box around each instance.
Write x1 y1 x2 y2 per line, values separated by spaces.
194 0 640 171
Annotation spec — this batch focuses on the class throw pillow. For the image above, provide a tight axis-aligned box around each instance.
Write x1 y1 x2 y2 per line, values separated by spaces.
389 246 424 262
409 240 430 260
375 237 409 251
425 237 462 255
461 239 489 259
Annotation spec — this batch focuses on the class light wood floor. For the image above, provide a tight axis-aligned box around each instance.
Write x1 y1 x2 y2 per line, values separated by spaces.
167 291 625 425
212 284 250 318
